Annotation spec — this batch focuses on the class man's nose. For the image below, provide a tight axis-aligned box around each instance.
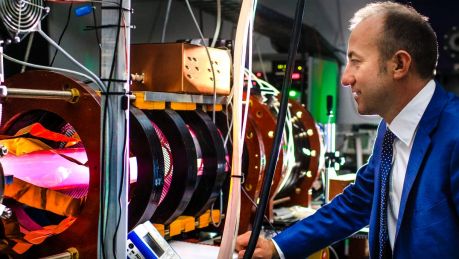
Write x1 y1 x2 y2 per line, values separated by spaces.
341 67 355 87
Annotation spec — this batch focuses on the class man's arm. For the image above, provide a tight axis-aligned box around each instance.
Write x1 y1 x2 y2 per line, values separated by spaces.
235 156 378 259
272 151 379 258
450 138 459 215
235 122 385 259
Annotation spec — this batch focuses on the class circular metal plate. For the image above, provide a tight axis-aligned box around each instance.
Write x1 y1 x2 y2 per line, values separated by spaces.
248 94 285 219
145 109 197 225
275 100 321 206
179 110 227 217
128 106 164 230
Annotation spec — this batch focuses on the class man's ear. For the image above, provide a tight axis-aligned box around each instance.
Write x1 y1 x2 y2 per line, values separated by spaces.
392 50 411 79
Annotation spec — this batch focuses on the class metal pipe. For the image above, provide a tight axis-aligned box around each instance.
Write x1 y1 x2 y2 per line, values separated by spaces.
40 252 72 259
4 87 80 103
40 247 79 259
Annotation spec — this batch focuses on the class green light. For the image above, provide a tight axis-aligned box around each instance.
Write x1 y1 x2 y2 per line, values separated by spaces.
289 89 299 98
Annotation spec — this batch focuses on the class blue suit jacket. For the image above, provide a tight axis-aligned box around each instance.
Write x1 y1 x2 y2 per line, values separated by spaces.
273 84 459 258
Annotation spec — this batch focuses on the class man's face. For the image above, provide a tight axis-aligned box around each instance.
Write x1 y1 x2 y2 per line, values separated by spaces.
341 15 394 116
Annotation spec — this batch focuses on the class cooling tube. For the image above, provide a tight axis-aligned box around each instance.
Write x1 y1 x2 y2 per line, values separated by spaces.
217 0 255 257
243 0 306 258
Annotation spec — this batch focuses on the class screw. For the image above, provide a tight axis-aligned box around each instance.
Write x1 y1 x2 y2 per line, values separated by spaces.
0 146 7 157
1 207 12 219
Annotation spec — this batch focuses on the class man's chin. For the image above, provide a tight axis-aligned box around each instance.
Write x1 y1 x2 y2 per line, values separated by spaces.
357 110 379 117
357 108 372 116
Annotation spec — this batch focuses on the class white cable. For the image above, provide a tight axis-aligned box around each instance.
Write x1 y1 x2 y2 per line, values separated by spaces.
224 103 233 147
37 29 106 91
183 0 218 122
23 0 48 10
244 69 296 192
239 15 254 154
210 0 221 48
217 0 254 257
183 0 207 44
3 53 98 85
254 37 269 81
328 245 340 259
161 0 173 43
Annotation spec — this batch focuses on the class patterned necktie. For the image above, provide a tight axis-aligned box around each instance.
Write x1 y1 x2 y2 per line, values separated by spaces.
378 129 396 259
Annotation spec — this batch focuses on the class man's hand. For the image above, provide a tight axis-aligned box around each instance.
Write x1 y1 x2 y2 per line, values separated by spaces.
235 231 279 259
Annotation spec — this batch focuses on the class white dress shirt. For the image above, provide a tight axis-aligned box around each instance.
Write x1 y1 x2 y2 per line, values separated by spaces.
272 79 435 258
386 79 435 249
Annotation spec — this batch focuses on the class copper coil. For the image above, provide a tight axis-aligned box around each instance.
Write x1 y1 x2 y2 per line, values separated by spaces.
179 110 227 217
145 109 198 225
0 70 101 257
128 106 164 230
150 121 173 205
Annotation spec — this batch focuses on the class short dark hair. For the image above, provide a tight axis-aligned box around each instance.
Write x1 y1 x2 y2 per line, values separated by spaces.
350 2 438 79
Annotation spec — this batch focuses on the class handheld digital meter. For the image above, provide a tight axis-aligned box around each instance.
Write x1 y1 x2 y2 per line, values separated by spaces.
127 221 180 259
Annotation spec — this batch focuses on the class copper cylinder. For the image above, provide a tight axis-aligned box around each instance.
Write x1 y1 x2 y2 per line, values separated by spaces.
1 71 101 257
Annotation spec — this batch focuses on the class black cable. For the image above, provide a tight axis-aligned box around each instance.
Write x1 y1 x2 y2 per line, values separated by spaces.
199 8 204 35
92 3 101 48
243 0 306 258
113 107 128 257
106 7 122 92
91 2 102 75
107 1 124 258
50 3 73 66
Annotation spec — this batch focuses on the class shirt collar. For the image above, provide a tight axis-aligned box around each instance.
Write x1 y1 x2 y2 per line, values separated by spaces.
387 79 435 146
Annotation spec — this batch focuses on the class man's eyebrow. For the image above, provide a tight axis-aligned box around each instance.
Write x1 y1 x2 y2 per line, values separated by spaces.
348 51 362 59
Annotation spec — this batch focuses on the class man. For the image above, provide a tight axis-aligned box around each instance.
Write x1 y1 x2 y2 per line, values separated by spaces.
236 2 459 258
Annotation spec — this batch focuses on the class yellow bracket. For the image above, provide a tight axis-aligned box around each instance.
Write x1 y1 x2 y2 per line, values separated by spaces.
153 210 221 238
132 92 166 110
170 102 196 111
206 104 223 111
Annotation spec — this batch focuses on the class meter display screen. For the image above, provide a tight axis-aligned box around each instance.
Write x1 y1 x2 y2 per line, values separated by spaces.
143 233 164 256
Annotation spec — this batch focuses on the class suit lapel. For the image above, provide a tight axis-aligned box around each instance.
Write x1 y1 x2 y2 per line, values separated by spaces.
395 84 449 238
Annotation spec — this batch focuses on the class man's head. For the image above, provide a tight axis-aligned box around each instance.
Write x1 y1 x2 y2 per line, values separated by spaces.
341 2 438 122
350 1 438 79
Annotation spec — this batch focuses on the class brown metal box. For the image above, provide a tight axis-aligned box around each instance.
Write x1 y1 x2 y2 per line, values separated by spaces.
130 43 231 95
328 175 355 201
